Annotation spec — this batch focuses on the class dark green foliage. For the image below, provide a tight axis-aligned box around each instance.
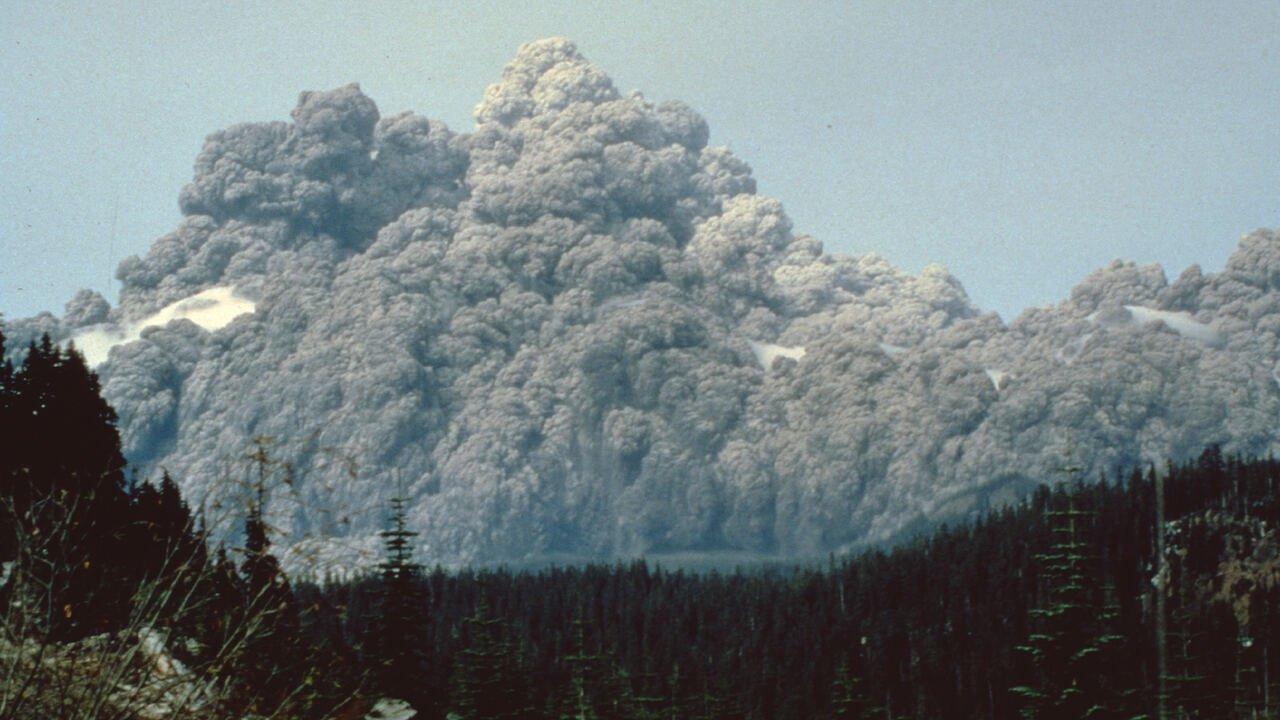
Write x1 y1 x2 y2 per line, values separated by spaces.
830 656 882 719
295 448 1280 720
450 600 535 719
200 544 249 665
0 333 338 716
548 613 648 720
233 440 306 716
369 496 431 708
6 331 1280 718
1010 494 1131 719
0 333 131 638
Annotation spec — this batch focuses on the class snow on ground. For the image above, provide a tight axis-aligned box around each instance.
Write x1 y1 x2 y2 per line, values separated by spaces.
137 627 187 678
366 698 418 720
748 340 806 369
1124 305 1223 346
1091 305 1223 348
117 627 214 719
984 369 1008 391
72 286 256 366
878 342 907 358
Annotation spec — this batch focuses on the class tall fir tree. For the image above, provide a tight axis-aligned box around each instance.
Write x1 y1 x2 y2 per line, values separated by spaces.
199 545 248 674
0 325 15 561
2 334 132 638
830 655 882 720
558 613 604 720
235 437 304 715
370 495 430 708
451 599 532 720
1010 489 1130 719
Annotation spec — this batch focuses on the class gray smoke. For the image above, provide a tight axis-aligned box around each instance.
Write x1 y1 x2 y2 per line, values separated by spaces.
12 38 1280 566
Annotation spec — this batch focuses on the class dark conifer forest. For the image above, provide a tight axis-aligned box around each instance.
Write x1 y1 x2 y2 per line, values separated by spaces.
2 331 1278 719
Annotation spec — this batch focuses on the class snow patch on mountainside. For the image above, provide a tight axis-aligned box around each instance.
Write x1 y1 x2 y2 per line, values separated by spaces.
72 286 255 366
984 368 1008 391
1091 305 1223 347
749 340 806 369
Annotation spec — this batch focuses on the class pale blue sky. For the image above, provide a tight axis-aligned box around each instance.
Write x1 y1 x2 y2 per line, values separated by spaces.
2 1 1278 321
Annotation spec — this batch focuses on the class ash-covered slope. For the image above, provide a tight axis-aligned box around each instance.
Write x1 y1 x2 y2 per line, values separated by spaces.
12 39 1280 565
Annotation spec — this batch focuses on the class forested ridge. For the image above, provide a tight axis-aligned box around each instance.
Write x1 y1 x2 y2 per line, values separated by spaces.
309 450 1278 720
2 331 1278 719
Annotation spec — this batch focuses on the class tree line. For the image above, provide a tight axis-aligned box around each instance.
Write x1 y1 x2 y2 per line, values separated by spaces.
2 330 1278 718
316 450 1279 720
0 332 358 717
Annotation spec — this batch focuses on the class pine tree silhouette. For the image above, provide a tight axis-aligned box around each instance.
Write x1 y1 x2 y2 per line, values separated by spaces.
559 612 603 720
1010 484 1129 719
370 495 430 708
0 326 11 562
831 654 882 719
451 599 531 719
235 437 303 715
2 334 131 638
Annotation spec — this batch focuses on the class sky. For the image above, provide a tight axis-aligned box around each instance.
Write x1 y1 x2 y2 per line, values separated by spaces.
2 1 1278 322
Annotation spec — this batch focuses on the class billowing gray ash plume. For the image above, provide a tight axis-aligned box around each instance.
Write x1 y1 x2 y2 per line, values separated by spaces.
10 39 1280 566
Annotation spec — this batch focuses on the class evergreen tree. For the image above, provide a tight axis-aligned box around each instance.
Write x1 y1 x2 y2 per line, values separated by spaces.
156 471 194 543
558 613 603 720
1162 605 1224 718
199 545 248 674
0 326 16 580
830 655 882 719
451 600 532 719
235 437 304 715
290 451 1280 720
125 472 200 582
624 666 669 720
1 335 131 638
595 663 646 720
1010 489 1129 719
370 495 430 708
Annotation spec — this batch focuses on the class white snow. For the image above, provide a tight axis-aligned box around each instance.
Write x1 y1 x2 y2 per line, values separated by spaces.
1091 305 1223 348
72 286 256 366
749 340 806 369
1124 305 1222 346
984 368 1008 391
366 698 418 720
138 627 187 678
878 342 907 358
124 626 217 720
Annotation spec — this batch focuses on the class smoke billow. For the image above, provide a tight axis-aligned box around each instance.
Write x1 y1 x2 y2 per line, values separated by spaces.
10 38 1280 564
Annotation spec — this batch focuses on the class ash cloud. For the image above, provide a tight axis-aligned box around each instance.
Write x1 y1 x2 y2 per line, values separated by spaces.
16 38 1280 564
